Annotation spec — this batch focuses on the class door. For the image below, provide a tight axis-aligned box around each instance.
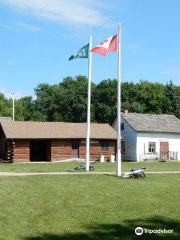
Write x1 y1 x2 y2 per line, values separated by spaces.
160 142 169 160
71 142 79 158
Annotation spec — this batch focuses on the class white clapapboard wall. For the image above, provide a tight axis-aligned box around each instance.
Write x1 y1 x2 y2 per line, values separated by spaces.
113 117 180 162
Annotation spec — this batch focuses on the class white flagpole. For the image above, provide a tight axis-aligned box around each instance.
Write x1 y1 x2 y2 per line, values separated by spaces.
85 36 92 171
12 93 15 122
116 23 121 177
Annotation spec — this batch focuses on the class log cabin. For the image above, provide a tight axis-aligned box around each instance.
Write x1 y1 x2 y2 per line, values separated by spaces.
0 121 117 163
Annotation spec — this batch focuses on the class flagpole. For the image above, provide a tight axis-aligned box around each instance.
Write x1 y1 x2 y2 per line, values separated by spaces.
116 23 121 177
12 93 15 122
85 36 92 171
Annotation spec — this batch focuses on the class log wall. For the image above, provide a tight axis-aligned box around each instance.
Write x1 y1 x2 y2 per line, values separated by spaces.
0 134 6 156
4 139 116 163
51 139 116 161
13 141 30 163
51 140 72 161
79 140 116 161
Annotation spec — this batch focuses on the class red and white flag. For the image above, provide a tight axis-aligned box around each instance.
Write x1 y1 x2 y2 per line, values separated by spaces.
90 35 117 56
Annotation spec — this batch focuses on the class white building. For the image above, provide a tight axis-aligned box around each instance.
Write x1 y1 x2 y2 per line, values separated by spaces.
113 112 180 162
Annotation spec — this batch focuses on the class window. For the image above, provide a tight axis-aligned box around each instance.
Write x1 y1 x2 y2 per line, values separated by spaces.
101 140 109 152
121 141 125 154
121 123 124 131
148 142 156 153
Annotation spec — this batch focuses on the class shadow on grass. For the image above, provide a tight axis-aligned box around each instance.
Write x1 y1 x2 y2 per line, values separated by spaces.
23 216 180 240
104 174 117 178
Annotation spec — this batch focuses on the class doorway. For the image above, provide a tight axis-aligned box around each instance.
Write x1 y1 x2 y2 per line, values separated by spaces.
30 141 48 162
160 142 169 160
71 142 79 158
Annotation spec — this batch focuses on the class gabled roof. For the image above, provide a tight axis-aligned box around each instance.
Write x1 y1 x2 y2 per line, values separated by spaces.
121 113 180 133
0 121 117 140
0 117 12 122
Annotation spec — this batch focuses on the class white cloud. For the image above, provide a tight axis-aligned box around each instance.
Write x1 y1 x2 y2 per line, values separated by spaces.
4 61 17 66
1 0 112 27
16 22 41 31
125 44 138 50
0 88 24 99
162 69 180 74
0 61 17 67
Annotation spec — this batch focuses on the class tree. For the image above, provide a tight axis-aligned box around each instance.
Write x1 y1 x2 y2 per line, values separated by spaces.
136 80 171 114
35 75 96 122
94 79 117 124
19 96 45 121
1 77 180 124
35 83 58 121
165 80 180 118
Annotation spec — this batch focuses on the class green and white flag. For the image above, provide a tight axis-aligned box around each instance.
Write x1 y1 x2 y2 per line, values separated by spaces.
69 44 89 61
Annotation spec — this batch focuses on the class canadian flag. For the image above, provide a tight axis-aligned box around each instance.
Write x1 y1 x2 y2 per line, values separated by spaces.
90 35 117 56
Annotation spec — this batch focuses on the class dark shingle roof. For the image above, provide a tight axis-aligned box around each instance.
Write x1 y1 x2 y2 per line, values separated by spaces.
0 117 12 122
122 113 180 133
0 121 117 140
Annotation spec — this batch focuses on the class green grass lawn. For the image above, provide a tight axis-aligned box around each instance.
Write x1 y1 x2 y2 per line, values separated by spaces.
0 161 180 173
0 174 180 240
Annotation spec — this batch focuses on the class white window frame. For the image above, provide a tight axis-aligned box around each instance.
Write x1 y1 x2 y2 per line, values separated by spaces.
148 142 156 154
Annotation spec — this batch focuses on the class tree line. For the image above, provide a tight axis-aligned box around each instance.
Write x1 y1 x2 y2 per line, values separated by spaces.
0 76 180 125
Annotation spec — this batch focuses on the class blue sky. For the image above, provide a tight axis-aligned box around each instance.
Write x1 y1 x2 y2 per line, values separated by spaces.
0 0 180 98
